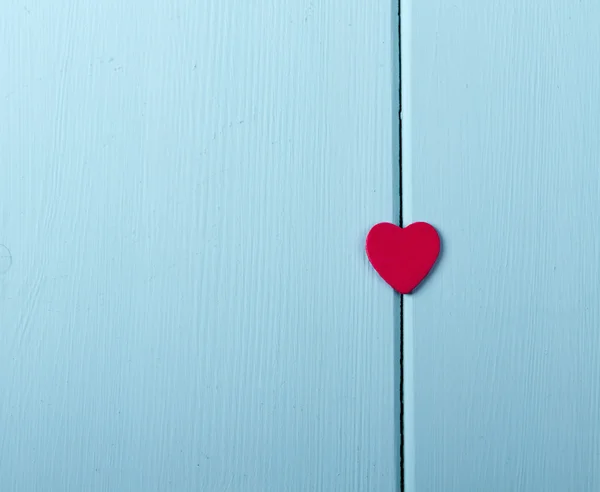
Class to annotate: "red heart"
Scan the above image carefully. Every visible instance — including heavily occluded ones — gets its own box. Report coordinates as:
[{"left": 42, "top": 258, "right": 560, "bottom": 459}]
[{"left": 365, "top": 222, "right": 440, "bottom": 294}]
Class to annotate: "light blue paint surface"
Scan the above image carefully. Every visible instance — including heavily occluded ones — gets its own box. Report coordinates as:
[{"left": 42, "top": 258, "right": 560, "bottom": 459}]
[
  {"left": 0, "top": 1, "right": 400, "bottom": 490},
  {"left": 403, "top": 1, "right": 600, "bottom": 490}
]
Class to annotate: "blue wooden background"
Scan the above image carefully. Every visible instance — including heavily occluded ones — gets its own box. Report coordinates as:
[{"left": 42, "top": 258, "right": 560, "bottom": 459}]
[
  {"left": 4, "top": 1, "right": 593, "bottom": 491},
  {"left": 403, "top": 1, "right": 600, "bottom": 490},
  {"left": 0, "top": 1, "right": 400, "bottom": 491}
]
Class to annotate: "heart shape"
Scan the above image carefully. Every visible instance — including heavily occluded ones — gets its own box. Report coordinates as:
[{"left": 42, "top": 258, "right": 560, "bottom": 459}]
[{"left": 365, "top": 222, "right": 440, "bottom": 294}]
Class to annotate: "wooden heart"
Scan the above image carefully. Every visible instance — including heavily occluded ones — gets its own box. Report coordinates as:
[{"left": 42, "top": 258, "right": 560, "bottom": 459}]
[{"left": 365, "top": 222, "right": 440, "bottom": 294}]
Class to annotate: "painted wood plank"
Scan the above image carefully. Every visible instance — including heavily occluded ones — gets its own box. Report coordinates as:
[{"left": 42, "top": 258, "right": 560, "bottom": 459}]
[
  {"left": 0, "top": 1, "right": 399, "bottom": 490},
  {"left": 403, "top": 1, "right": 600, "bottom": 490}
]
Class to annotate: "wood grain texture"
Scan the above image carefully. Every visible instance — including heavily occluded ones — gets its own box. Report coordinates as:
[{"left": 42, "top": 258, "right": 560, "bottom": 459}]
[
  {"left": 0, "top": 1, "right": 400, "bottom": 490},
  {"left": 402, "top": 1, "right": 600, "bottom": 490}
]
